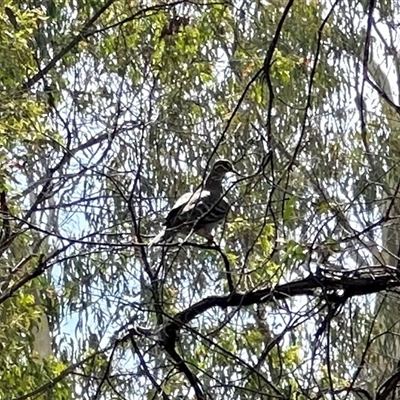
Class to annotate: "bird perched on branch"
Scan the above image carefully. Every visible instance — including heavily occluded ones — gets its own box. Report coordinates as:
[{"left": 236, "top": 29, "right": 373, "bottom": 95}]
[{"left": 148, "top": 159, "right": 237, "bottom": 247}]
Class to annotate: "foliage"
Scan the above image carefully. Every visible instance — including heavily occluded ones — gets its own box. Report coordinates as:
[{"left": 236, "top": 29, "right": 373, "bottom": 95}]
[{"left": 1, "top": 0, "right": 400, "bottom": 399}]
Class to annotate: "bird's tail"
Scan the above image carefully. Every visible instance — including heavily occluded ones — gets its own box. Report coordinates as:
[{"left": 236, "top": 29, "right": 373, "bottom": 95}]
[{"left": 148, "top": 229, "right": 173, "bottom": 248}]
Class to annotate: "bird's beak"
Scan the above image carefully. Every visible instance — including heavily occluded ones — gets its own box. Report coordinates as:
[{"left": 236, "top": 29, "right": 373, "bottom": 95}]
[{"left": 232, "top": 167, "right": 241, "bottom": 177}]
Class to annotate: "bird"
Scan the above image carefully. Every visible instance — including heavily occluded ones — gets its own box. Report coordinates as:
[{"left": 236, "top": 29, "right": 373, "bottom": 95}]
[{"left": 148, "top": 159, "right": 237, "bottom": 247}]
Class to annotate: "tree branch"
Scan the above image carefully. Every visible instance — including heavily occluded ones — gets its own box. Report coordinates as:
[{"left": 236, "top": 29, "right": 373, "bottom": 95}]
[
  {"left": 134, "top": 265, "right": 399, "bottom": 400},
  {"left": 162, "top": 265, "right": 399, "bottom": 348}
]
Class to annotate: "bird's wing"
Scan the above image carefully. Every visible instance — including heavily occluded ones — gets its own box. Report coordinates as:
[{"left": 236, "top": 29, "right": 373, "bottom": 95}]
[
  {"left": 192, "top": 192, "right": 230, "bottom": 227},
  {"left": 169, "top": 189, "right": 230, "bottom": 229},
  {"left": 164, "top": 191, "right": 195, "bottom": 227},
  {"left": 148, "top": 192, "right": 194, "bottom": 247},
  {"left": 150, "top": 190, "right": 230, "bottom": 246}
]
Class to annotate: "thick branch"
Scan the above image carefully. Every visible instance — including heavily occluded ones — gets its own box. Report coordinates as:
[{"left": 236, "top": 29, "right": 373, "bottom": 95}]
[
  {"left": 143, "top": 265, "right": 398, "bottom": 399},
  {"left": 163, "top": 265, "right": 399, "bottom": 344}
]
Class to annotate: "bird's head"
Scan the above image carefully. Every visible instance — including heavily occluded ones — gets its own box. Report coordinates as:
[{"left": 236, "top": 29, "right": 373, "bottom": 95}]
[
  {"left": 212, "top": 159, "right": 234, "bottom": 175},
  {"left": 207, "top": 159, "right": 240, "bottom": 184}
]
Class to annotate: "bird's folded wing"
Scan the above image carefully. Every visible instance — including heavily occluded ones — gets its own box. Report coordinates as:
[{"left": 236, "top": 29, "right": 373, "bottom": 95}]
[
  {"left": 169, "top": 189, "right": 230, "bottom": 229},
  {"left": 164, "top": 192, "right": 195, "bottom": 227}
]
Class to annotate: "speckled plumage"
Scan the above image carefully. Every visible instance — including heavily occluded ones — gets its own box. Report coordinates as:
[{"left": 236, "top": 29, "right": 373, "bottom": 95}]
[{"left": 148, "top": 160, "right": 234, "bottom": 247}]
